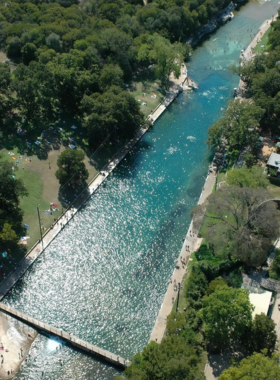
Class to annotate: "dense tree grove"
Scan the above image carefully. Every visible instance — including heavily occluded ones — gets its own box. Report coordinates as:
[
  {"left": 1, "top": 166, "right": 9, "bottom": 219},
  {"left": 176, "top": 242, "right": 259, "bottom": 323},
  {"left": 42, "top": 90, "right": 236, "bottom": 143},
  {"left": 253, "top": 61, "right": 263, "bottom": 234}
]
[
  {"left": 0, "top": 161, "right": 28, "bottom": 250},
  {"left": 236, "top": 15, "right": 280, "bottom": 135},
  {"left": 208, "top": 12, "right": 280, "bottom": 162},
  {"left": 0, "top": 0, "right": 233, "bottom": 147},
  {"left": 207, "top": 99, "right": 264, "bottom": 153}
]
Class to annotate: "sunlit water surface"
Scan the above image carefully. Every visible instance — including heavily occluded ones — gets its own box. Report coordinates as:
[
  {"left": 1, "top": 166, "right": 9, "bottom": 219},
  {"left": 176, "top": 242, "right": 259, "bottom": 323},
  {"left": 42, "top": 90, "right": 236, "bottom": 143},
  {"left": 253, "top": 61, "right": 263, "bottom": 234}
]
[{"left": 5, "top": 1, "right": 280, "bottom": 378}]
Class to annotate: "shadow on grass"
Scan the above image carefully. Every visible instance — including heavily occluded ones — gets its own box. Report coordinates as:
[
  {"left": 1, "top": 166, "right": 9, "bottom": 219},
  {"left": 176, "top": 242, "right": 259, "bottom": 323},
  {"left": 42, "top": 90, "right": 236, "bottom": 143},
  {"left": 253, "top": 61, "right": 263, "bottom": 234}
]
[
  {"left": 0, "top": 244, "right": 27, "bottom": 284},
  {"left": 1, "top": 112, "right": 86, "bottom": 160},
  {"left": 58, "top": 180, "right": 91, "bottom": 209}
]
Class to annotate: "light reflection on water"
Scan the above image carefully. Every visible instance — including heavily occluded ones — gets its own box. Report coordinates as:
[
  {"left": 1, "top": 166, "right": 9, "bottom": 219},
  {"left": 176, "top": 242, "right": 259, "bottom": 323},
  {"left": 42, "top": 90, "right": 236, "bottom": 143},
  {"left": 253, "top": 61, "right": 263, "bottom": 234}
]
[{"left": 4, "top": 1, "right": 280, "bottom": 378}]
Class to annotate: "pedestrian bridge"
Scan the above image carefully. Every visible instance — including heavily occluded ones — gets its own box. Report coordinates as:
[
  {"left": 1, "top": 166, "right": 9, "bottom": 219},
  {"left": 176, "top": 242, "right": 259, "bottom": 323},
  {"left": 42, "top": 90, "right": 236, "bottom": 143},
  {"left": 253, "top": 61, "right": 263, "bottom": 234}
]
[{"left": 0, "top": 303, "right": 128, "bottom": 369}]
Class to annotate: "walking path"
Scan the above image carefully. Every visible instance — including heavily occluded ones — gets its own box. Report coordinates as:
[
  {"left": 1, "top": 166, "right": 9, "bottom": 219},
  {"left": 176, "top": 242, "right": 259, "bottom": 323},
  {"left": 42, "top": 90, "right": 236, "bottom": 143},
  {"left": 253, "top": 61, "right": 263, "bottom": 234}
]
[
  {"left": 242, "top": 14, "right": 278, "bottom": 61},
  {"left": 149, "top": 169, "right": 216, "bottom": 343}
]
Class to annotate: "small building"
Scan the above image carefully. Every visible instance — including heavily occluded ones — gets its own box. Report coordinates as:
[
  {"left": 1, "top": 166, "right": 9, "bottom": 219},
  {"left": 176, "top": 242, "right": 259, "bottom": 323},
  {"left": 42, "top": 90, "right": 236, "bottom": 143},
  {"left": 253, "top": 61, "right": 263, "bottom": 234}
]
[
  {"left": 249, "top": 289, "right": 273, "bottom": 318},
  {"left": 267, "top": 152, "right": 280, "bottom": 174}
]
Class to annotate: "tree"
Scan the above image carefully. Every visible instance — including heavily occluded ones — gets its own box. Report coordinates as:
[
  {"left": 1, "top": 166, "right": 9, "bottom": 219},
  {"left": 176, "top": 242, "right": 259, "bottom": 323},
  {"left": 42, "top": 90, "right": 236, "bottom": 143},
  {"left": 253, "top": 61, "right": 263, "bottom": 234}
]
[
  {"left": 0, "top": 223, "right": 18, "bottom": 251},
  {"left": 12, "top": 62, "right": 58, "bottom": 123},
  {"left": 246, "top": 314, "right": 277, "bottom": 355},
  {"left": 21, "top": 42, "right": 37, "bottom": 65},
  {"left": 207, "top": 99, "right": 265, "bottom": 152},
  {"left": 206, "top": 278, "right": 227, "bottom": 295},
  {"left": 6, "top": 37, "right": 22, "bottom": 59},
  {"left": 0, "top": 63, "right": 13, "bottom": 129},
  {"left": 200, "top": 285, "right": 253, "bottom": 350},
  {"left": 185, "top": 263, "right": 208, "bottom": 310},
  {"left": 243, "top": 153, "right": 257, "bottom": 168},
  {"left": 270, "top": 248, "right": 280, "bottom": 280},
  {"left": 116, "top": 336, "right": 205, "bottom": 380},
  {"left": 46, "top": 33, "right": 63, "bottom": 52},
  {"left": 227, "top": 166, "right": 269, "bottom": 189},
  {"left": 56, "top": 148, "right": 89, "bottom": 185},
  {"left": 81, "top": 86, "right": 145, "bottom": 147},
  {"left": 0, "top": 161, "right": 28, "bottom": 234},
  {"left": 137, "top": 34, "right": 187, "bottom": 89},
  {"left": 195, "top": 186, "right": 280, "bottom": 266},
  {"left": 98, "top": 64, "right": 123, "bottom": 90},
  {"left": 218, "top": 352, "right": 280, "bottom": 380}
]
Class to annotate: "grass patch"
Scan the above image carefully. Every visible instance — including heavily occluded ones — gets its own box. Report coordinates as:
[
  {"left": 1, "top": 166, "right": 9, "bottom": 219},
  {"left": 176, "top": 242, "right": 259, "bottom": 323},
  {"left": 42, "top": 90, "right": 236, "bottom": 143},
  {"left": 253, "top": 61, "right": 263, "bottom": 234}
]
[
  {"left": 172, "top": 270, "right": 189, "bottom": 313},
  {"left": 254, "top": 27, "right": 271, "bottom": 54},
  {"left": 195, "top": 242, "right": 224, "bottom": 266},
  {"left": 268, "top": 182, "right": 280, "bottom": 199},
  {"left": 0, "top": 123, "right": 122, "bottom": 250},
  {"left": 217, "top": 171, "right": 227, "bottom": 185},
  {"left": 128, "top": 71, "right": 165, "bottom": 116}
]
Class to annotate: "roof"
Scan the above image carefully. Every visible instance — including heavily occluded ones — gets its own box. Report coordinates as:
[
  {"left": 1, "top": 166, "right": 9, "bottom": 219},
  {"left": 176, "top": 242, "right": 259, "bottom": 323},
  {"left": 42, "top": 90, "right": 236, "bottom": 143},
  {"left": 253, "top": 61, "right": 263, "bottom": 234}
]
[
  {"left": 267, "top": 152, "right": 280, "bottom": 171},
  {"left": 249, "top": 289, "right": 272, "bottom": 318}
]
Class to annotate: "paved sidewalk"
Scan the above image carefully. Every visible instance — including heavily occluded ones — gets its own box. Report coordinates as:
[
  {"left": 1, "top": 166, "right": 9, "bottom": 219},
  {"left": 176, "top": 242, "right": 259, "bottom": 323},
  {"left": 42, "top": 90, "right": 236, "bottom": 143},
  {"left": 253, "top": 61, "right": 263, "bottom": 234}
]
[
  {"left": 242, "top": 14, "right": 278, "bottom": 61},
  {"left": 149, "top": 64, "right": 189, "bottom": 123},
  {"left": 149, "top": 171, "right": 216, "bottom": 343}
]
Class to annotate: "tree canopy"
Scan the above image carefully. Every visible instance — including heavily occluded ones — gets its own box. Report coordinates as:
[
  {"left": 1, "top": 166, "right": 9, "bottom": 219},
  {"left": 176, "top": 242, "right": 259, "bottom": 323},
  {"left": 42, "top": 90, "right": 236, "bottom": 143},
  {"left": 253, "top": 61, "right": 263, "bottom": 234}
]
[
  {"left": 0, "top": 0, "right": 234, "bottom": 147},
  {"left": 0, "top": 161, "right": 27, "bottom": 234},
  {"left": 82, "top": 86, "right": 145, "bottom": 146},
  {"left": 55, "top": 148, "right": 89, "bottom": 185},
  {"left": 218, "top": 352, "right": 280, "bottom": 380},
  {"left": 200, "top": 285, "right": 253, "bottom": 350},
  {"left": 207, "top": 99, "right": 264, "bottom": 152},
  {"left": 234, "top": 14, "right": 280, "bottom": 135},
  {"left": 193, "top": 186, "right": 280, "bottom": 266},
  {"left": 116, "top": 336, "right": 205, "bottom": 380},
  {"left": 226, "top": 166, "right": 269, "bottom": 188},
  {"left": 246, "top": 313, "right": 277, "bottom": 355}
]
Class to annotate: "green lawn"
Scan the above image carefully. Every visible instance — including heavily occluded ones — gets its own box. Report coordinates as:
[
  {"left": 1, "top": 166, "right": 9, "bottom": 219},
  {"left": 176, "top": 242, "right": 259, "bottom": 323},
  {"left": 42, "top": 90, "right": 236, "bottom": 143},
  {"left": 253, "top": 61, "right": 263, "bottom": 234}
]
[
  {"left": 217, "top": 170, "right": 227, "bottom": 185},
  {"left": 254, "top": 27, "right": 271, "bottom": 54},
  {"left": 194, "top": 242, "right": 224, "bottom": 265},
  {"left": 268, "top": 181, "right": 280, "bottom": 199},
  {"left": 128, "top": 75, "right": 165, "bottom": 117},
  {"left": 172, "top": 265, "right": 189, "bottom": 313},
  {"left": 0, "top": 125, "right": 122, "bottom": 251}
]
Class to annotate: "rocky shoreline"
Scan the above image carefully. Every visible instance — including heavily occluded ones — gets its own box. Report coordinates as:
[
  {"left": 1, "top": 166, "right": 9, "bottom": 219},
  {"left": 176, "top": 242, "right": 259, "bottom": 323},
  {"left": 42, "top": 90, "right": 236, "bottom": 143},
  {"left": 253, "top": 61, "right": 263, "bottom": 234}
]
[{"left": 186, "top": 1, "right": 241, "bottom": 46}]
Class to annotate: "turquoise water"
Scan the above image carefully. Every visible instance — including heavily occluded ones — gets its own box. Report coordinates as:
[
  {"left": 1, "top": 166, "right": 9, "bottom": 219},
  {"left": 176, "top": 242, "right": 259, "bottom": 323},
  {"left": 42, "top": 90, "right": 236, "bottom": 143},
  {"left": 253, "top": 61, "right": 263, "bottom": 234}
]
[{"left": 5, "top": 1, "right": 280, "bottom": 378}]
